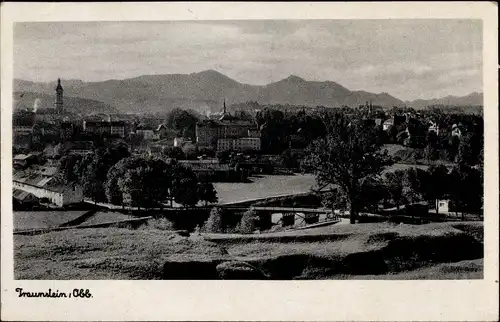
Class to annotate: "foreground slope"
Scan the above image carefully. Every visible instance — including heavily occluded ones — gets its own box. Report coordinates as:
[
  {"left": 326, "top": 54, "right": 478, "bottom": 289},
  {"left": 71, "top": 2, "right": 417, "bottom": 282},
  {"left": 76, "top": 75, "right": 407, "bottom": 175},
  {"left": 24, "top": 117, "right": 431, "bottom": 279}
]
[{"left": 14, "top": 221, "right": 483, "bottom": 280}]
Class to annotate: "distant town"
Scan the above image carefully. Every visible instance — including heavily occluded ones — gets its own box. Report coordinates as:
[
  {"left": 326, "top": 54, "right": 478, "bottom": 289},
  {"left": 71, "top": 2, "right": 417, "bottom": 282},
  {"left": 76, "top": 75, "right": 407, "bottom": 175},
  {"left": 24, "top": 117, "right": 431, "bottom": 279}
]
[{"left": 13, "top": 75, "right": 484, "bottom": 280}]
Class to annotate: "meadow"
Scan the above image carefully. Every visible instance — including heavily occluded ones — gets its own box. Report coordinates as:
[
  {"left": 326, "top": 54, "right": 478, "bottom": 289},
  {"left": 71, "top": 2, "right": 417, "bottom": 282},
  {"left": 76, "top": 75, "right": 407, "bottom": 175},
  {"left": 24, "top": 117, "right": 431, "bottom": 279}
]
[{"left": 14, "top": 221, "right": 483, "bottom": 280}]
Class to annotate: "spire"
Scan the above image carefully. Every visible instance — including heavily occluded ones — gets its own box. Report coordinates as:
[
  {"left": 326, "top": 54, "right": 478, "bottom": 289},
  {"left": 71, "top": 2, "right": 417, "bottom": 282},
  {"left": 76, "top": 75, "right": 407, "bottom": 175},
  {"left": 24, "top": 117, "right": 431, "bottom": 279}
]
[
  {"left": 56, "top": 78, "right": 63, "bottom": 91},
  {"left": 223, "top": 98, "right": 226, "bottom": 114}
]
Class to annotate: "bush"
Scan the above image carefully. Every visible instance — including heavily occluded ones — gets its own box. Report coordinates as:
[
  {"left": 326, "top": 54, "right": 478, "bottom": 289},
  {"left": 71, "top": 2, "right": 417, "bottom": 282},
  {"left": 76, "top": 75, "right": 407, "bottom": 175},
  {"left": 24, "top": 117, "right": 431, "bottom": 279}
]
[
  {"left": 145, "top": 217, "right": 175, "bottom": 231},
  {"left": 203, "top": 207, "right": 224, "bottom": 233},
  {"left": 238, "top": 210, "right": 256, "bottom": 234}
]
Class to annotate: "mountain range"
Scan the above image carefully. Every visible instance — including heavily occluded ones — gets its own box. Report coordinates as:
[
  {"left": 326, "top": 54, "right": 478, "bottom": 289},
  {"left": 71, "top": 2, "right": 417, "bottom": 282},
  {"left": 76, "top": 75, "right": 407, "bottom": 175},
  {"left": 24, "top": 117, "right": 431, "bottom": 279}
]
[{"left": 13, "top": 70, "right": 483, "bottom": 115}]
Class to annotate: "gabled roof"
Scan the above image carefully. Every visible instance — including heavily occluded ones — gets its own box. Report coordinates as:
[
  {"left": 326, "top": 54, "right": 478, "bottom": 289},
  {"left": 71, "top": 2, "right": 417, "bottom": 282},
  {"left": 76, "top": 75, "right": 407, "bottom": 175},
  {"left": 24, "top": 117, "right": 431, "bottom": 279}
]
[
  {"left": 13, "top": 189, "right": 39, "bottom": 202},
  {"left": 13, "top": 154, "right": 31, "bottom": 161}
]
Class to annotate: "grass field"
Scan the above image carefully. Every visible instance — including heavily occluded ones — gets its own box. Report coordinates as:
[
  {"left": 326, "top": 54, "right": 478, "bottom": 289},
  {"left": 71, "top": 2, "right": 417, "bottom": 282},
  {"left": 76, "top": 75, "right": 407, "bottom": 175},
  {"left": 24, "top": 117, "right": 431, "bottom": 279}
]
[
  {"left": 14, "top": 211, "right": 89, "bottom": 230},
  {"left": 14, "top": 221, "right": 483, "bottom": 280},
  {"left": 214, "top": 174, "right": 317, "bottom": 204},
  {"left": 14, "top": 227, "right": 226, "bottom": 279},
  {"left": 79, "top": 211, "right": 133, "bottom": 226}
]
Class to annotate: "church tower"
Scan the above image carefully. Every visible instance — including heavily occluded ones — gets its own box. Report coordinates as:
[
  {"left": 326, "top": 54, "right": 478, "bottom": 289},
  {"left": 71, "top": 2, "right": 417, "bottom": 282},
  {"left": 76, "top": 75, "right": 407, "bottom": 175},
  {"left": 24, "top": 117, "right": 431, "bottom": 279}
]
[{"left": 55, "top": 78, "right": 63, "bottom": 113}]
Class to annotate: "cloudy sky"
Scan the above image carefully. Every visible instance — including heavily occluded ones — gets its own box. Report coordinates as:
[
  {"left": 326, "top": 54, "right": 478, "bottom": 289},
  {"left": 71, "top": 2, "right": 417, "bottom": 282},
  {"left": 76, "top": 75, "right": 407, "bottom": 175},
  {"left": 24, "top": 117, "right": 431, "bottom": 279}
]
[{"left": 14, "top": 20, "right": 482, "bottom": 100}]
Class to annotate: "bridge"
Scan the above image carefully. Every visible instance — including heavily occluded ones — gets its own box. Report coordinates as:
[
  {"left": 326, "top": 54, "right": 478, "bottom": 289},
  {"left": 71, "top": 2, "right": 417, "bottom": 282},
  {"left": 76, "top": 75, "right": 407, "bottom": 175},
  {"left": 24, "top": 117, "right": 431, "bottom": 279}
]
[{"left": 83, "top": 199, "right": 339, "bottom": 228}]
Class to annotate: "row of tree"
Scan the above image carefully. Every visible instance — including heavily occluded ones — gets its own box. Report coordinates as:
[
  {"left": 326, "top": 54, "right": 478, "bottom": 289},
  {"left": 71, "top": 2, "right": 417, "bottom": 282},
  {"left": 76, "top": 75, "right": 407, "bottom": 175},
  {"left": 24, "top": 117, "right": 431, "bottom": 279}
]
[
  {"left": 300, "top": 110, "right": 483, "bottom": 224},
  {"left": 233, "top": 103, "right": 483, "bottom": 165},
  {"left": 57, "top": 140, "right": 218, "bottom": 208}
]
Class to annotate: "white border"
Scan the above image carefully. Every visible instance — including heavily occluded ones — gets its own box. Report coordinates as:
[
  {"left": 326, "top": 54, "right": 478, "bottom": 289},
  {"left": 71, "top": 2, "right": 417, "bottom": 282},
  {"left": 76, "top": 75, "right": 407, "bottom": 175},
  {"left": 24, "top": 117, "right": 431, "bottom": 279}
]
[{"left": 1, "top": 2, "right": 498, "bottom": 321}]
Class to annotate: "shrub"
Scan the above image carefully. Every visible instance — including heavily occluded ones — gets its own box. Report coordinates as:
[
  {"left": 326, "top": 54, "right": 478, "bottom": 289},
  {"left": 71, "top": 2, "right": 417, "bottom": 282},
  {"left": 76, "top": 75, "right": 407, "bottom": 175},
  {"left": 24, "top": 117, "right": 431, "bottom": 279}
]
[
  {"left": 203, "top": 207, "right": 224, "bottom": 233},
  {"left": 143, "top": 217, "right": 175, "bottom": 231},
  {"left": 238, "top": 210, "right": 256, "bottom": 234}
]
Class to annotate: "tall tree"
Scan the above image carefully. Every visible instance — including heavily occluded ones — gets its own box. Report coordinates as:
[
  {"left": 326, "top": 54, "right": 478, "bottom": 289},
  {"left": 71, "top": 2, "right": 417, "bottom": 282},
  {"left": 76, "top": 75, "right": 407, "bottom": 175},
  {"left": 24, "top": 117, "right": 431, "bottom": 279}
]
[
  {"left": 81, "top": 141, "right": 130, "bottom": 202},
  {"left": 426, "top": 165, "right": 450, "bottom": 213},
  {"left": 198, "top": 182, "right": 218, "bottom": 206},
  {"left": 165, "top": 108, "right": 199, "bottom": 140},
  {"left": 171, "top": 165, "right": 199, "bottom": 207},
  {"left": 301, "top": 112, "right": 392, "bottom": 224},
  {"left": 449, "top": 164, "right": 482, "bottom": 218},
  {"left": 114, "top": 157, "right": 173, "bottom": 208},
  {"left": 384, "top": 169, "right": 406, "bottom": 210}
]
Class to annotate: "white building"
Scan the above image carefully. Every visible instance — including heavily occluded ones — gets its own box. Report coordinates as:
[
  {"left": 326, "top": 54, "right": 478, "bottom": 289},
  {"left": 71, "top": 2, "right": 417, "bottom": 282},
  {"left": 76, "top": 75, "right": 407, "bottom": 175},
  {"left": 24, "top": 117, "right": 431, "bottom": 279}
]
[
  {"left": 12, "top": 170, "right": 84, "bottom": 207},
  {"left": 451, "top": 124, "right": 462, "bottom": 138},
  {"left": 436, "top": 199, "right": 450, "bottom": 213}
]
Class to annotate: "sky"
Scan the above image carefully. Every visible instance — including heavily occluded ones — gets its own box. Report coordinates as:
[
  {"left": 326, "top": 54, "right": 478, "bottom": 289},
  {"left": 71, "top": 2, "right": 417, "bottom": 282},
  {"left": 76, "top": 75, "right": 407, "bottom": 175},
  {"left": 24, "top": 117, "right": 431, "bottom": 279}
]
[{"left": 14, "top": 20, "right": 482, "bottom": 101}]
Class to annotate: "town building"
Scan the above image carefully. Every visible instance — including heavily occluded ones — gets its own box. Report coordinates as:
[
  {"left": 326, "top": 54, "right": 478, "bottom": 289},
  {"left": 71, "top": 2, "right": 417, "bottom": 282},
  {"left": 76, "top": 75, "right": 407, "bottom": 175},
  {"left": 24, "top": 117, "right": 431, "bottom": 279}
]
[
  {"left": 135, "top": 124, "right": 156, "bottom": 140},
  {"left": 13, "top": 168, "right": 84, "bottom": 207},
  {"left": 217, "top": 137, "right": 261, "bottom": 151},
  {"left": 83, "top": 120, "right": 126, "bottom": 138},
  {"left": 177, "top": 159, "right": 243, "bottom": 181},
  {"left": 196, "top": 99, "right": 260, "bottom": 150}
]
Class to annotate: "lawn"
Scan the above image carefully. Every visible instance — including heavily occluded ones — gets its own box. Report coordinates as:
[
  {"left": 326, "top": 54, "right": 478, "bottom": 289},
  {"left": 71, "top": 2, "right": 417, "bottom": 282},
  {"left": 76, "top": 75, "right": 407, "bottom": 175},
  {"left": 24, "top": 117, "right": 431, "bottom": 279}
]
[
  {"left": 14, "top": 221, "right": 483, "bottom": 280},
  {"left": 14, "top": 211, "right": 89, "bottom": 230},
  {"left": 14, "top": 227, "right": 226, "bottom": 280}
]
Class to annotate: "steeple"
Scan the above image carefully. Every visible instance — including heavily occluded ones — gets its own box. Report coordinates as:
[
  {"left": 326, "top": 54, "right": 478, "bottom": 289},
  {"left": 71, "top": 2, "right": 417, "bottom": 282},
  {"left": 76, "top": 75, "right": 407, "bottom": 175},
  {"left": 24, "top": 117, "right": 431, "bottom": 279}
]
[
  {"left": 55, "top": 78, "right": 64, "bottom": 113},
  {"left": 56, "top": 78, "right": 63, "bottom": 90},
  {"left": 223, "top": 98, "right": 227, "bottom": 114}
]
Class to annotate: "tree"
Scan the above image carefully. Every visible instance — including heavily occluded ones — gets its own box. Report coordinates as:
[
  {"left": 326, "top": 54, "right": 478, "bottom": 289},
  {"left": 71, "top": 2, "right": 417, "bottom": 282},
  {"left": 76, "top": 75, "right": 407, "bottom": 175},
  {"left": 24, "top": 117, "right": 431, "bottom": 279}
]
[
  {"left": 402, "top": 168, "right": 423, "bottom": 204},
  {"left": 81, "top": 141, "right": 130, "bottom": 202},
  {"left": 301, "top": 112, "right": 393, "bottom": 224},
  {"left": 238, "top": 210, "right": 256, "bottom": 234},
  {"left": 320, "top": 188, "right": 348, "bottom": 217},
  {"left": 426, "top": 165, "right": 450, "bottom": 213},
  {"left": 111, "top": 157, "right": 173, "bottom": 208},
  {"left": 457, "top": 133, "right": 481, "bottom": 166},
  {"left": 424, "top": 130, "right": 439, "bottom": 164},
  {"left": 446, "top": 135, "right": 460, "bottom": 162},
  {"left": 279, "top": 149, "right": 300, "bottom": 169},
  {"left": 256, "top": 108, "right": 287, "bottom": 152},
  {"left": 424, "top": 144, "right": 439, "bottom": 164},
  {"left": 216, "top": 150, "right": 231, "bottom": 163},
  {"left": 171, "top": 165, "right": 199, "bottom": 207},
  {"left": 198, "top": 182, "right": 218, "bottom": 205},
  {"left": 203, "top": 207, "right": 224, "bottom": 233},
  {"left": 384, "top": 170, "right": 406, "bottom": 210},
  {"left": 181, "top": 143, "right": 197, "bottom": 160},
  {"left": 165, "top": 108, "right": 199, "bottom": 140},
  {"left": 57, "top": 154, "right": 83, "bottom": 183},
  {"left": 449, "top": 164, "right": 482, "bottom": 219}
]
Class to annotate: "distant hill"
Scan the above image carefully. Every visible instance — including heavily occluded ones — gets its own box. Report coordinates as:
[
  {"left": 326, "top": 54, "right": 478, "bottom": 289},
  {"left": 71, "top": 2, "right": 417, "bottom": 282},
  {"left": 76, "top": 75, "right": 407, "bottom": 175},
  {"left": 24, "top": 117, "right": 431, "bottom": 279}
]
[
  {"left": 13, "top": 91, "right": 118, "bottom": 115},
  {"left": 13, "top": 70, "right": 405, "bottom": 114},
  {"left": 13, "top": 70, "right": 482, "bottom": 114},
  {"left": 407, "top": 92, "right": 483, "bottom": 109}
]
